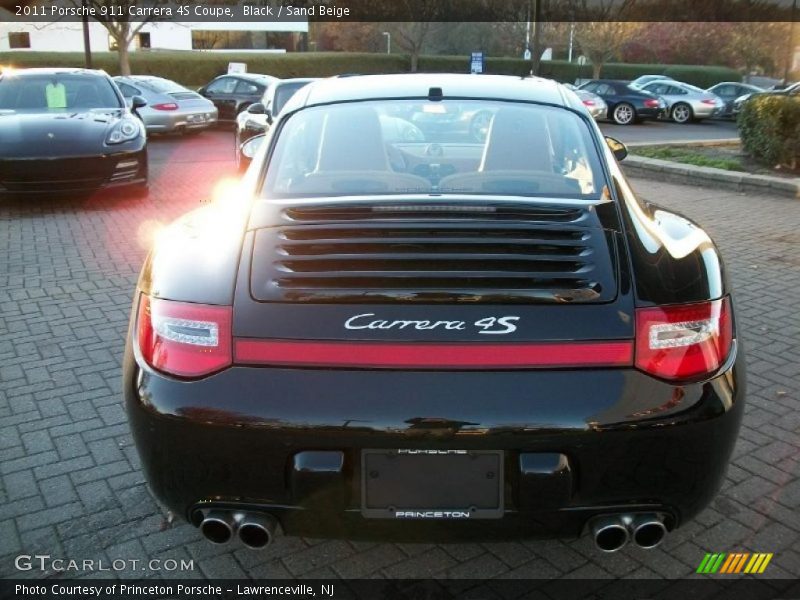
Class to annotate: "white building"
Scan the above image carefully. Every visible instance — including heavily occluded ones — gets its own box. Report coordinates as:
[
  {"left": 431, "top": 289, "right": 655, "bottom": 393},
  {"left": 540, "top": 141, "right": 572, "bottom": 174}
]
[{"left": 0, "top": 16, "right": 308, "bottom": 53}]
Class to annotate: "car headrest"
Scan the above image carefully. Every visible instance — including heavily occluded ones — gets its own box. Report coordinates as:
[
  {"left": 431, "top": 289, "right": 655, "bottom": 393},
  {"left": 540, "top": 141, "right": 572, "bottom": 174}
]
[
  {"left": 480, "top": 107, "right": 553, "bottom": 173},
  {"left": 316, "top": 106, "right": 389, "bottom": 172}
]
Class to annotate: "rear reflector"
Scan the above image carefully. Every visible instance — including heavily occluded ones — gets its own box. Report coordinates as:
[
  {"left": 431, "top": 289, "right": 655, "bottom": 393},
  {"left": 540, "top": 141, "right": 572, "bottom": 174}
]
[
  {"left": 635, "top": 298, "right": 732, "bottom": 381},
  {"left": 136, "top": 295, "right": 232, "bottom": 378},
  {"left": 234, "top": 339, "right": 633, "bottom": 370}
]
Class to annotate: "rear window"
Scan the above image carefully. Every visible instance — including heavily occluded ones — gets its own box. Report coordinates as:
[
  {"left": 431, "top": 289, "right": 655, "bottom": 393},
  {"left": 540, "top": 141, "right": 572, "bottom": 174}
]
[
  {"left": 137, "top": 77, "right": 186, "bottom": 94},
  {"left": 0, "top": 73, "right": 122, "bottom": 111},
  {"left": 262, "top": 100, "right": 603, "bottom": 199}
]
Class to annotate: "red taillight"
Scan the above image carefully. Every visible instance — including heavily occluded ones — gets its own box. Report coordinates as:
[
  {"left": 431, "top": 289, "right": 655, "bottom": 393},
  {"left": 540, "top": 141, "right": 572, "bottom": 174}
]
[
  {"left": 644, "top": 99, "right": 660, "bottom": 108},
  {"left": 234, "top": 339, "right": 633, "bottom": 369},
  {"left": 635, "top": 298, "right": 732, "bottom": 381},
  {"left": 136, "top": 295, "right": 232, "bottom": 378},
  {"left": 701, "top": 99, "right": 717, "bottom": 105},
  {"left": 152, "top": 102, "right": 178, "bottom": 111},
  {"left": 582, "top": 99, "right": 596, "bottom": 106}
]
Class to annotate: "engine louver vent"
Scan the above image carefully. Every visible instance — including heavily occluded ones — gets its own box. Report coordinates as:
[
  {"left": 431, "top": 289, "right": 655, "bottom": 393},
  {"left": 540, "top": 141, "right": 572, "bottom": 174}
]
[{"left": 251, "top": 203, "right": 617, "bottom": 304}]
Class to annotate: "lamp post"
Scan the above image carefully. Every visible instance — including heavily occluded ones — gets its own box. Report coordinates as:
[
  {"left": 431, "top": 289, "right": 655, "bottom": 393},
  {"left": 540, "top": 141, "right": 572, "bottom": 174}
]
[{"left": 382, "top": 31, "right": 391, "bottom": 54}]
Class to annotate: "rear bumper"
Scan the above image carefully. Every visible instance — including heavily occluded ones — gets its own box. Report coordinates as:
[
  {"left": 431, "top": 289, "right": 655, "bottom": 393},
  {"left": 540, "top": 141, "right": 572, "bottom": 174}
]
[
  {"left": 0, "top": 147, "right": 148, "bottom": 194},
  {"left": 124, "top": 341, "right": 745, "bottom": 541},
  {"left": 142, "top": 108, "right": 218, "bottom": 133}
]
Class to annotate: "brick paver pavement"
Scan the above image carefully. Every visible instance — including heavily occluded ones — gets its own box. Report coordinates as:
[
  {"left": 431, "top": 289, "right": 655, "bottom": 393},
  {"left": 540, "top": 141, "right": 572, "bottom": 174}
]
[{"left": 1, "top": 131, "right": 798, "bottom": 580}]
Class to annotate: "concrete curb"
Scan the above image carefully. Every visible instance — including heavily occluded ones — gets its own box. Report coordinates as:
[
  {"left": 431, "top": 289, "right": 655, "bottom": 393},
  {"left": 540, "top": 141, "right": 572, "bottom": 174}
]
[
  {"left": 624, "top": 138, "right": 741, "bottom": 148},
  {"left": 622, "top": 155, "right": 800, "bottom": 199}
]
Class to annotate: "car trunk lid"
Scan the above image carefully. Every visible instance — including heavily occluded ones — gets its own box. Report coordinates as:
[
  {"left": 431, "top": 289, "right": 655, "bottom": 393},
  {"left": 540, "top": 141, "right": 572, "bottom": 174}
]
[{"left": 234, "top": 197, "right": 634, "bottom": 347}]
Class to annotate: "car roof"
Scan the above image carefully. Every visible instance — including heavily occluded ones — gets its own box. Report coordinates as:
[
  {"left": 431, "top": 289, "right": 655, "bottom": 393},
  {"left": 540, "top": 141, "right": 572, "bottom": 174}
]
[
  {"left": 275, "top": 77, "right": 318, "bottom": 86},
  {"left": 2, "top": 67, "right": 109, "bottom": 78},
  {"left": 291, "top": 74, "right": 572, "bottom": 109},
  {"left": 223, "top": 72, "right": 276, "bottom": 82},
  {"left": 586, "top": 79, "right": 630, "bottom": 85}
]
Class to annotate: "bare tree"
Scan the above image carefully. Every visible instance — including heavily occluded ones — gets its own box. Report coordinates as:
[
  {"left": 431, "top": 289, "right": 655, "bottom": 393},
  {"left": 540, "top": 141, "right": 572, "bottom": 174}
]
[
  {"left": 575, "top": 21, "right": 641, "bottom": 78},
  {"left": 391, "top": 22, "right": 437, "bottom": 72},
  {"left": 64, "top": 0, "right": 174, "bottom": 75}
]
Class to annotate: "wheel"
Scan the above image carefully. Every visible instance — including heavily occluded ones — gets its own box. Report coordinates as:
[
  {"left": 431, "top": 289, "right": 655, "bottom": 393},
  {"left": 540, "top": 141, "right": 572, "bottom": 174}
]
[
  {"left": 671, "top": 102, "right": 693, "bottom": 124},
  {"left": 469, "top": 111, "right": 492, "bottom": 142},
  {"left": 612, "top": 103, "right": 635, "bottom": 125}
]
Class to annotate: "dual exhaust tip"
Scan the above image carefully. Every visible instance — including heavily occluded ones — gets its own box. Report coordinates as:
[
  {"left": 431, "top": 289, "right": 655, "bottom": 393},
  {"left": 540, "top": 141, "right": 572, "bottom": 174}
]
[
  {"left": 201, "top": 509, "right": 664, "bottom": 552},
  {"left": 591, "top": 513, "right": 667, "bottom": 552},
  {"left": 200, "top": 511, "right": 278, "bottom": 549}
]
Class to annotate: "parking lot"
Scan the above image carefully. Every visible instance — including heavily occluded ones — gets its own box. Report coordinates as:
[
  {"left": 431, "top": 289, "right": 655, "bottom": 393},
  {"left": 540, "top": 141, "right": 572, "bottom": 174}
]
[
  {"left": 599, "top": 117, "right": 739, "bottom": 144},
  {"left": 0, "top": 128, "right": 798, "bottom": 581}
]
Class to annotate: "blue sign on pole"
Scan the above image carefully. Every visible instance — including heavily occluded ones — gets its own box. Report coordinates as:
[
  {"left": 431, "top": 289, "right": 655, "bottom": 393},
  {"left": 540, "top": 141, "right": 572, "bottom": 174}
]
[{"left": 470, "top": 52, "right": 485, "bottom": 74}]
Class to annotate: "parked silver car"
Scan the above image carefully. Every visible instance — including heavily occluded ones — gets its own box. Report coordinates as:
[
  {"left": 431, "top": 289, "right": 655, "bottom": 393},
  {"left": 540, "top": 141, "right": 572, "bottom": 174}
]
[
  {"left": 563, "top": 83, "right": 608, "bottom": 120},
  {"left": 629, "top": 74, "right": 675, "bottom": 90},
  {"left": 640, "top": 80, "right": 724, "bottom": 123},
  {"left": 114, "top": 75, "right": 218, "bottom": 134}
]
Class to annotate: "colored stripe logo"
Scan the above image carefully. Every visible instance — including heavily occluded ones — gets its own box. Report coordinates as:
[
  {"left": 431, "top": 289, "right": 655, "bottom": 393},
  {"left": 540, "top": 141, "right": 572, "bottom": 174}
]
[{"left": 697, "top": 553, "right": 773, "bottom": 574}]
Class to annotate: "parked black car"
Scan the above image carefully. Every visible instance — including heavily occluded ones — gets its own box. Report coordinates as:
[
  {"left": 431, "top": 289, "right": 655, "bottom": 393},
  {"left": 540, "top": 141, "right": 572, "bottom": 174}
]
[
  {"left": 579, "top": 79, "right": 665, "bottom": 125},
  {"left": 235, "top": 78, "right": 317, "bottom": 170},
  {"left": 706, "top": 82, "right": 764, "bottom": 118},
  {"left": 125, "top": 74, "right": 744, "bottom": 552},
  {"left": 0, "top": 68, "right": 148, "bottom": 195},
  {"left": 198, "top": 72, "right": 277, "bottom": 124}
]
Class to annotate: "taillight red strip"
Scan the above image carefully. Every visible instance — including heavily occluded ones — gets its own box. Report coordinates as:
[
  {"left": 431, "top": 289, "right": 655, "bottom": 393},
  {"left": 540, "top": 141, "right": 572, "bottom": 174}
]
[{"left": 233, "top": 339, "right": 633, "bottom": 369}]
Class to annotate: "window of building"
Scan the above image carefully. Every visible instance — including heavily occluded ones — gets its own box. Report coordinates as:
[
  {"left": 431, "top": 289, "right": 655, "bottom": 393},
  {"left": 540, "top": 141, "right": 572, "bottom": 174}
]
[
  {"left": 191, "top": 30, "right": 299, "bottom": 51},
  {"left": 8, "top": 32, "right": 31, "bottom": 49}
]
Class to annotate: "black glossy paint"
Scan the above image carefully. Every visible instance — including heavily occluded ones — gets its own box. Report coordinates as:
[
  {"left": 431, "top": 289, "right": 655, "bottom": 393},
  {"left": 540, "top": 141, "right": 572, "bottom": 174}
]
[
  {"left": 125, "top": 74, "right": 744, "bottom": 543},
  {"left": 0, "top": 69, "right": 148, "bottom": 194},
  {"left": 579, "top": 79, "right": 664, "bottom": 122},
  {"left": 198, "top": 73, "right": 277, "bottom": 123}
]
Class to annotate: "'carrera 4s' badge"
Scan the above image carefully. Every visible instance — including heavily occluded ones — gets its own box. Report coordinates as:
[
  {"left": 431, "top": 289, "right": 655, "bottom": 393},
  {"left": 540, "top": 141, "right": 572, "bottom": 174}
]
[{"left": 344, "top": 313, "right": 520, "bottom": 335}]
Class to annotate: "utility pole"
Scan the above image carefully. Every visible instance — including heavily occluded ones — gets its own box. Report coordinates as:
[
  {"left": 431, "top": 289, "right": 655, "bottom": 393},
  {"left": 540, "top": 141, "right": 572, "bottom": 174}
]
[
  {"left": 785, "top": 0, "right": 797, "bottom": 83},
  {"left": 568, "top": 22, "right": 575, "bottom": 63},
  {"left": 530, "top": 0, "right": 544, "bottom": 76},
  {"left": 382, "top": 31, "right": 391, "bottom": 54},
  {"left": 81, "top": 0, "right": 92, "bottom": 68}
]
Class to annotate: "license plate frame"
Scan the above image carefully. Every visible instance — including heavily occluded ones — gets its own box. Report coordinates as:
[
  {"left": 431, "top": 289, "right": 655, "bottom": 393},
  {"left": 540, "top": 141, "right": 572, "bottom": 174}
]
[{"left": 361, "top": 449, "right": 504, "bottom": 520}]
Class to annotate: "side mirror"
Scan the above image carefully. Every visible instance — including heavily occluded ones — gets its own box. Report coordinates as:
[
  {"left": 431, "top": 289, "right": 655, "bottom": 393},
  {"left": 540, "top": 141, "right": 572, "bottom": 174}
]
[
  {"left": 605, "top": 136, "right": 628, "bottom": 162},
  {"left": 247, "top": 102, "right": 265, "bottom": 114},
  {"left": 239, "top": 134, "right": 266, "bottom": 171},
  {"left": 131, "top": 95, "right": 147, "bottom": 109}
]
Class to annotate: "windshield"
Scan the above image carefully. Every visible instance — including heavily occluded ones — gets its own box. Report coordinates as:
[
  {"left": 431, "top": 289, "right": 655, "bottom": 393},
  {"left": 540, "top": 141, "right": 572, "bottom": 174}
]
[
  {"left": 262, "top": 100, "right": 603, "bottom": 199},
  {"left": 0, "top": 73, "right": 122, "bottom": 111}
]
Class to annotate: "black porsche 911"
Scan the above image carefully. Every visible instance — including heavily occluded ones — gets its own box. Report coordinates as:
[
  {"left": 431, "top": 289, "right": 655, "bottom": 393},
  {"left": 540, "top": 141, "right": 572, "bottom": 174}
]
[
  {"left": 0, "top": 68, "right": 148, "bottom": 195},
  {"left": 124, "top": 74, "right": 744, "bottom": 553}
]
